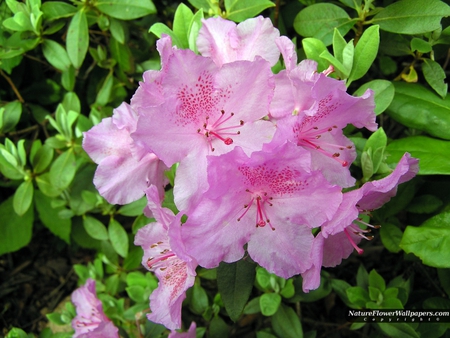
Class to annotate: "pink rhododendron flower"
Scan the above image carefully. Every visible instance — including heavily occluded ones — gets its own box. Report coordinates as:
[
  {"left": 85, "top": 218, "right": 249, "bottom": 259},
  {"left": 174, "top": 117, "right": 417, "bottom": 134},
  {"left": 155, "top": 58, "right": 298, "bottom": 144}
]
[
  {"left": 197, "top": 16, "right": 280, "bottom": 66},
  {"left": 131, "top": 45, "right": 275, "bottom": 168},
  {"left": 71, "top": 278, "right": 119, "bottom": 338},
  {"left": 135, "top": 186, "right": 197, "bottom": 330},
  {"left": 301, "top": 153, "right": 419, "bottom": 292},
  {"left": 169, "top": 322, "right": 197, "bottom": 338},
  {"left": 83, "top": 102, "right": 168, "bottom": 205},
  {"left": 173, "top": 142, "right": 343, "bottom": 279},
  {"left": 270, "top": 38, "right": 377, "bottom": 187}
]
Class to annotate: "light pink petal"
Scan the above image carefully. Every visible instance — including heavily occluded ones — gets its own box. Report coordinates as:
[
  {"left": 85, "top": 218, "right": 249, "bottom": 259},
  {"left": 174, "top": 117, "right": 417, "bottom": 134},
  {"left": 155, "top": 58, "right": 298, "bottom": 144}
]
[
  {"left": 301, "top": 233, "right": 325, "bottom": 292},
  {"left": 248, "top": 222, "right": 314, "bottom": 279},
  {"left": 358, "top": 153, "right": 419, "bottom": 210},
  {"left": 83, "top": 118, "right": 130, "bottom": 164},
  {"left": 275, "top": 36, "right": 297, "bottom": 72},
  {"left": 169, "top": 322, "right": 197, "bottom": 338},
  {"left": 93, "top": 153, "right": 166, "bottom": 205}
]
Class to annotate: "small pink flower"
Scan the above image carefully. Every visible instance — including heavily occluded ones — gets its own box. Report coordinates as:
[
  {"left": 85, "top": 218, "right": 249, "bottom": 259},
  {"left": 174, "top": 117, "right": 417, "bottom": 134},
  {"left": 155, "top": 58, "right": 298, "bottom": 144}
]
[
  {"left": 71, "top": 278, "right": 119, "bottom": 338},
  {"left": 135, "top": 186, "right": 197, "bottom": 330}
]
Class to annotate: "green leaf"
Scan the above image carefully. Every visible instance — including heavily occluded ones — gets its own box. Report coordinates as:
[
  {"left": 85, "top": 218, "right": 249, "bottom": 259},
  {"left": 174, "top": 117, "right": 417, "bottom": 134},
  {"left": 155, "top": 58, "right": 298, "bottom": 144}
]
[
  {"left": 62, "top": 66, "right": 75, "bottom": 91},
  {"left": 243, "top": 297, "right": 261, "bottom": 314},
  {"left": 225, "top": 0, "right": 275, "bottom": 23},
  {"left": 422, "top": 59, "right": 447, "bottom": 99},
  {"left": 354, "top": 79, "right": 395, "bottom": 115},
  {"left": 386, "top": 82, "right": 450, "bottom": 140},
  {"left": 1, "top": 101, "right": 22, "bottom": 133},
  {"left": 95, "top": 72, "right": 114, "bottom": 106},
  {"left": 376, "top": 323, "right": 420, "bottom": 338},
  {"left": 149, "top": 23, "right": 184, "bottom": 48},
  {"left": 108, "top": 219, "right": 128, "bottom": 258},
  {"left": 356, "top": 264, "right": 369, "bottom": 289},
  {"left": 348, "top": 25, "right": 380, "bottom": 85},
  {"left": 363, "top": 127, "right": 387, "bottom": 176},
  {"left": 36, "top": 173, "right": 63, "bottom": 197},
  {"left": 319, "top": 50, "right": 350, "bottom": 78},
  {"left": 126, "top": 285, "right": 146, "bottom": 303},
  {"left": 13, "top": 180, "right": 34, "bottom": 216},
  {"left": 117, "top": 196, "right": 147, "bottom": 216},
  {"left": 49, "top": 149, "right": 76, "bottom": 190},
  {"left": 380, "top": 222, "right": 403, "bottom": 253},
  {"left": 411, "top": 37, "right": 432, "bottom": 53},
  {"left": 209, "top": 316, "right": 229, "bottom": 338},
  {"left": 42, "top": 39, "right": 71, "bottom": 71},
  {"left": 346, "top": 286, "right": 370, "bottom": 308},
  {"left": 271, "top": 304, "right": 303, "bottom": 338},
  {"left": 109, "top": 18, "right": 125, "bottom": 44},
  {"left": 217, "top": 260, "right": 256, "bottom": 321},
  {"left": 109, "top": 37, "right": 132, "bottom": 73},
  {"left": 386, "top": 136, "right": 450, "bottom": 175},
  {"left": 188, "top": 9, "right": 204, "bottom": 53},
  {"left": 406, "top": 194, "right": 443, "bottom": 214},
  {"left": 41, "top": 1, "right": 77, "bottom": 21},
  {"left": 0, "top": 196, "right": 34, "bottom": 255},
  {"left": 66, "top": 10, "right": 88, "bottom": 69},
  {"left": 32, "top": 144, "right": 53, "bottom": 174},
  {"left": 332, "top": 28, "right": 347, "bottom": 63},
  {"left": 173, "top": 3, "right": 193, "bottom": 49},
  {"left": 400, "top": 210, "right": 450, "bottom": 268},
  {"left": 83, "top": 216, "right": 109, "bottom": 241},
  {"left": 372, "top": 0, "right": 450, "bottom": 35},
  {"left": 294, "top": 3, "right": 356, "bottom": 46},
  {"left": 369, "top": 269, "right": 386, "bottom": 292},
  {"left": 260, "top": 293, "right": 281, "bottom": 316},
  {"left": 189, "top": 282, "right": 209, "bottom": 314},
  {"left": 34, "top": 190, "right": 71, "bottom": 243},
  {"left": 95, "top": 0, "right": 156, "bottom": 20},
  {"left": 302, "top": 38, "right": 330, "bottom": 72}
]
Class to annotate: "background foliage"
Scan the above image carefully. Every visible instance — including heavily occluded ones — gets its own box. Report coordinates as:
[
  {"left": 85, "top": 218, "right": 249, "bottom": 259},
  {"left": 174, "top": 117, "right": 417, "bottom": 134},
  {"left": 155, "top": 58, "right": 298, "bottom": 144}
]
[{"left": 1, "top": 0, "right": 450, "bottom": 337}]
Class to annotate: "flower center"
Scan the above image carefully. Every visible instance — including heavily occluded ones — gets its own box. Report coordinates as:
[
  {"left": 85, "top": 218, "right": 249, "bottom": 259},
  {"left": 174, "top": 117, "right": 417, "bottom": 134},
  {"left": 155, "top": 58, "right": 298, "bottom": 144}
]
[
  {"left": 147, "top": 241, "right": 176, "bottom": 270},
  {"left": 294, "top": 122, "right": 352, "bottom": 167},
  {"left": 237, "top": 190, "right": 275, "bottom": 230},
  {"left": 198, "top": 110, "right": 244, "bottom": 151}
]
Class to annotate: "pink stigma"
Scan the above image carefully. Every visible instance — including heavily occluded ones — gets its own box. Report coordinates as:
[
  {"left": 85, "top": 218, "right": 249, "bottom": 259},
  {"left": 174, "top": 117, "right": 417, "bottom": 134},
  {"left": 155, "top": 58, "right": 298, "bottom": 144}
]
[
  {"left": 200, "top": 110, "right": 243, "bottom": 150},
  {"left": 344, "top": 228, "right": 364, "bottom": 255}
]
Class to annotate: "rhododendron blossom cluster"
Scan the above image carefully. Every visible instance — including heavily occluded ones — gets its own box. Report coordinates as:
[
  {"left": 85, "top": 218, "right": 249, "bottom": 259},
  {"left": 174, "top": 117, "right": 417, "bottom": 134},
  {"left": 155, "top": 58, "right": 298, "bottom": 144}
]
[{"left": 82, "top": 16, "right": 419, "bottom": 331}]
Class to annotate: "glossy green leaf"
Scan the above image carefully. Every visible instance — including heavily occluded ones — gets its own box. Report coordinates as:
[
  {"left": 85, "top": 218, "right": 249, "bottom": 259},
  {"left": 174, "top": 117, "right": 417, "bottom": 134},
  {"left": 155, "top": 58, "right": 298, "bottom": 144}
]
[
  {"left": 173, "top": 3, "right": 193, "bottom": 49},
  {"left": 42, "top": 39, "right": 71, "bottom": 71},
  {"left": 411, "top": 37, "right": 432, "bottom": 53},
  {"left": 66, "top": 10, "right": 88, "bottom": 69},
  {"left": 354, "top": 79, "right": 395, "bottom": 115},
  {"left": 380, "top": 222, "right": 403, "bottom": 253},
  {"left": 260, "top": 293, "right": 281, "bottom": 316},
  {"left": 271, "top": 304, "right": 303, "bottom": 338},
  {"left": 422, "top": 59, "right": 447, "bottom": 99},
  {"left": 386, "top": 82, "right": 450, "bottom": 140},
  {"left": 13, "top": 180, "right": 34, "bottom": 216},
  {"left": 372, "top": 0, "right": 450, "bottom": 35},
  {"left": 386, "top": 136, "right": 450, "bottom": 175},
  {"left": 109, "top": 37, "right": 132, "bottom": 73},
  {"left": 369, "top": 269, "right": 386, "bottom": 291},
  {"left": 294, "top": 3, "right": 356, "bottom": 46},
  {"left": 225, "top": 0, "right": 275, "bottom": 22},
  {"left": 406, "top": 194, "right": 443, "bottom": 214},
  {"left": 217, "top": 260, "right": 256, "bottom": 321},
  {"left": 348, "top": 25, "right": 380, "bottom": 84},
  {"left": 188, "top": 9, "right": 204, "bottom": 53},
  {"left": 209, "top": 316, "right": 229, "bottom": 338},
  {"left": 363, "top": 127, "right": 387, "bottom": 177},
  {"left": 95, "top": 72, "right": 113, "bottom": 106},
  {"left": 149, "top": 23, "right": 184, "bottom": 48},
  {"left": 41, "top": 1, "right": 77, "bottom": 21},
  {"left": 346, "top": 286, "right": 370, "bottom": 308},
  {"left": 83, "top": 216, "right": 109, "bottom": 241},
  {"left": 117, "top": 196, "right": 147, "bottom": 216},
  {"left": 376, "top": 323, "right": 420, "bottom": 338},
  {"left": 49, "top": 149, "right": 76, "bottom": 189},
  {"left": 0, "top": 196, "right": 34, "bottom": 255},
  {"left": 95, "top": 0, "right": 156, "bottom": 20},
  {"left": 109, "top": 219, "right": 128, "bottom": 258},
  {"left": 400, "top": 210, "right": 450, "bottom": 268},
  {"left": 34, "top": 190, "right": 71, "bottom": 243},
  {"left": 302, "top": 38, "right": 330, "bottom": 72},
  {"left": 1, "top": 101, "right": 22, "bottom": 133},
  {"left": 189, "top": 282, "right": 209, "bottom": 315},
  {"left": 109, "top": 18, "right": 125, "bottom": 44},
  {"left": 35, "top": 173, "right": 64, "bottom": 197}
]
